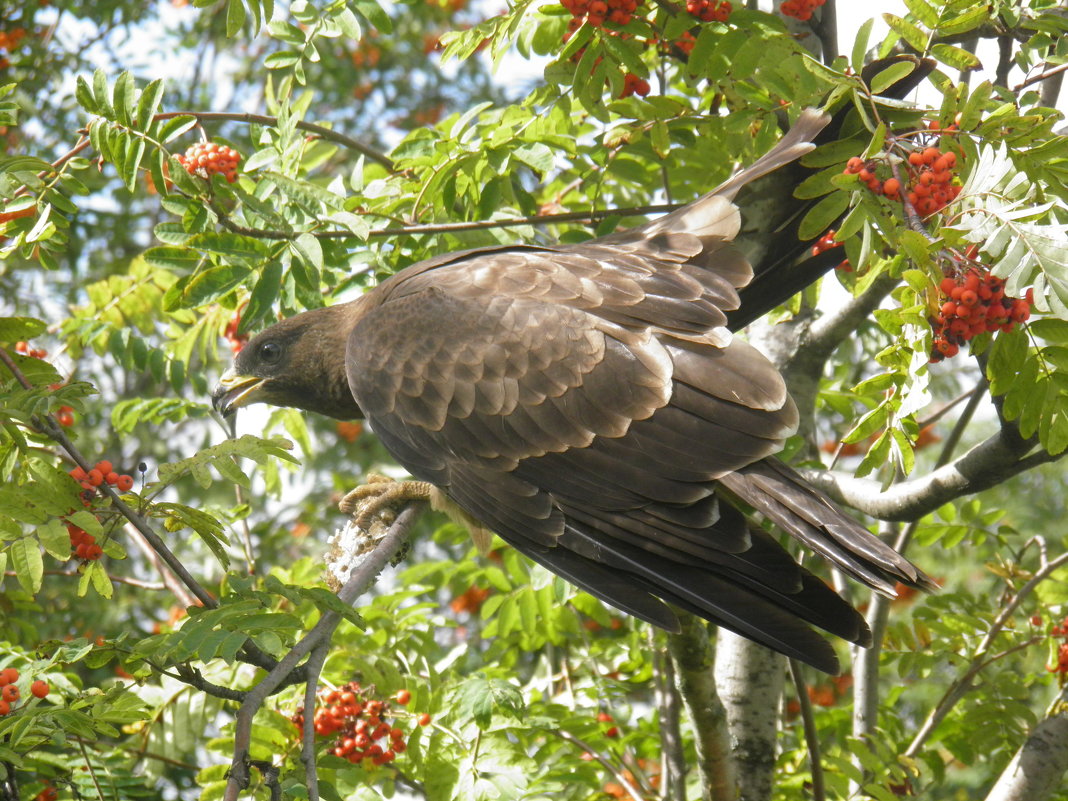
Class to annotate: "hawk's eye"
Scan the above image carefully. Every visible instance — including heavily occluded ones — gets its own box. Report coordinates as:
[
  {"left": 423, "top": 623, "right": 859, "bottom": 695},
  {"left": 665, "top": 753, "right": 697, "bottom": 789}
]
[{"left": 259, "top": 342, "right": 282, "bottom": 364}]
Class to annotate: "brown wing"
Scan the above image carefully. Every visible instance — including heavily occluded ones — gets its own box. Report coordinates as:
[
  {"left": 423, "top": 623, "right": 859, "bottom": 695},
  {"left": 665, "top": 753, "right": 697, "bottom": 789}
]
[{"left": 345, "top": 237, "right": 867, "bottom": 668}]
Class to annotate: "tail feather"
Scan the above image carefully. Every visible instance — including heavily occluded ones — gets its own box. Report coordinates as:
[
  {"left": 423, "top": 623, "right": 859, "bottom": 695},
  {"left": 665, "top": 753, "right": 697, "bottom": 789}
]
[{"left": 719, "top": 460, "right": 938, "bottom": 595}]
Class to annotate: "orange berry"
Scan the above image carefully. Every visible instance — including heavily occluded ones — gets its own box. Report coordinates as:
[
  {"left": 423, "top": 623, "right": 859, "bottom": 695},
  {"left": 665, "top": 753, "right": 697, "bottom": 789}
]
[
  {"left": 2, "top": 684, "right": 19, "bottom": 702},
  {"left": 846, "top": 157, "right": 864, "bottom": 173},
  {"left": 105, "top": 471, "right": 119, "bottom": 485},
  {"left": 94, "top": 460, "right": 113, "bottom": 476},
  {"left": 69, "top": 466, "right": 87, "bottom": 481},
  {"left": 116, "top": 474, "right": 134, "bottom": 491},
  {"left": 858, "top": 168, "right": 874, "bottom": 182},
  {"left": 939, "top": 277, "right": 957, "bottom": 295},
  {"left": 86, "top": 469, "right": 103, "bottom": 487},
  {"left": 882, "top": 178, "right": 900, "bottom": 197},
  {"left": 395, "top": 689, "right": 411, "bottom": 705},
  {"left": 85, "top": 544, "right": 103, "bottom": 560},
  {"left": 418, "top": 713, "right": 432, "bottom": 726},
  {"left": 922, "top": 147, "right": 940, "bottom": 164},
  {"left": 30, "top": 680, "right": 48, "bottom": 698},
  {"left": 2, "top": 668, "right": 19, "bottom": 685},
  {"left": 908, "top": 151, "right": 924, "bottom": 167},
  {"left": 0, "top": 700, "right": 8, "bottom": 716}
]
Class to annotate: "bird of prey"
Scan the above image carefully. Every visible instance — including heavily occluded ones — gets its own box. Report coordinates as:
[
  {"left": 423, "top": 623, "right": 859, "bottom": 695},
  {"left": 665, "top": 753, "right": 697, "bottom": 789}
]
[{"left": 213, "top": 109, "right": 934, "bottom": 673}]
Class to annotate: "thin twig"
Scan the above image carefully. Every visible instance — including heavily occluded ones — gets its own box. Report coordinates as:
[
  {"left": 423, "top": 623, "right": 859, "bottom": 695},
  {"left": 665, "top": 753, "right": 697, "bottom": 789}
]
[
  {"left": 552, "top": 729, "right": 647, "bottom": 801},
  {"left": 789, "top": 660, "right": 825, "bottom": 801},
  {"left": 215, "top": 203, "right": 682, "bottom": 241},
  {"left": 153, "top": 111, "right": 395, "bottom": 171},
  {"left": 905, "top": 549, "right": 1068, "bottom": 758},
  {"left": 2, "top": 569, "right": 166, "bottom": 591}
]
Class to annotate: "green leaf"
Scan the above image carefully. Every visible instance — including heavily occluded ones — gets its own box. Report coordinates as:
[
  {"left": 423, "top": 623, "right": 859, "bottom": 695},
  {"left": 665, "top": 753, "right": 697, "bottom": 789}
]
[
  {"left": 172, "top": 264, "right": 252, "bottom": 308},
  {"left": 135, "top": 78, "right": 165, "bottom": 130},
  {"left": 9, "top": 537, "right": 43, "bottom": 595},
  {"left": 243, "top": 261, "right": 283, "bottom": 330},
  {"left": 0, "top": 316, "right": 47, "bottom": 342},
  {"left": 143, "top": 246, "right": 201, "bottom": 273},
  {"left": 226, "top": 0, "right": 247, "bottom": 37},
  {"left": 291, "top": 232, "right": 323, "bottom": 272},
  {"left": 882, "top": 14, "right": 927, "bottom": 53},
  {"left": 798, "top": 191, "right": 851, "bottom": 241},
  {"left": 36, "top": 518, "right": 70, "bottom": 561},
  {"left": 903, "top": 0, "right": 939, "bottom": 28},
  {"left": 453, "top": 675, "right": 523, "bottom": 729},
  {"left": 931, "top": 43, "right": 981, "bottom": 71},
  {"left": 112, "top": 71, "right": 135, "bottom": 126},
  {"left": 870, "top": 61, "right": 917, "bottom": 95},
  {"left": 74, "top": 76, "right": 97, "bottom": 114},
  {"left": 851, "top": 18, "right": 874, "bottom": 74}
]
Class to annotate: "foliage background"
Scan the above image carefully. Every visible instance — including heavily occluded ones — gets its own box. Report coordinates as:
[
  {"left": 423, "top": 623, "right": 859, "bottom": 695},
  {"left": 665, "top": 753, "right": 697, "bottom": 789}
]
[{"left": 1, "top": 0, "right": 1068, "bottom": 800}]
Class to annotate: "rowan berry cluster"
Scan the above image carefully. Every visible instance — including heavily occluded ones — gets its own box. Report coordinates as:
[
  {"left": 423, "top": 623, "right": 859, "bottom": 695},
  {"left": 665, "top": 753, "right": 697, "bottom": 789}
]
[
  {"left": 14, "top": 340, "right": 46, "bottom": 359},
  {"left": 619, "top": 72, "right": 651, "bottom": 98},
  {"left": 561, "top": 0, "right": 641, "bottom": 30},
  {"left": 34, "top": 785, "right": 57, "bottom": 801},
  {"left": 450, "top": 585, "right": 490, "bottom": 615},
  {"left": 223, "top": 312, "right": 247, "bottom": 354},
  {"left": 1047, "top": 615, "right": 1068, "bottom": 685},
  {"left": 810, "top": 229, "right": 851, "bottom": 272},
  {"left": 602, "top": 758, "right": 661, "bottom": 799},
  {"left": 843, "top": 145, "right": 962, "bottom": 216},
  {"left": 66, "top": 459, "right": 135, "bottom": 553},
  {"left": 929, "top": 262, "right": 1032, "bottom": 362},
  {"left": 780, "top": 0, "right": 825, "bottom": 20},
  {"left": 903, "top": 146, "right": 961, "bottom": 215},
  {"left": 11, "top": 345, "right": 76, "bottom": 426},
  {"left": 176, "top": 142, "right": 241, "bottom": 183},
  {"left": 0, "top": 28, "right": 27, "bottom": 51},
  {"left": 685, "top": 0, "right": 731, "bottom": 23},
  {"left": 0, "top": 667, "right": 49, "bottom": 717},
  {"left": 293, "top": 682, "right": 428, "bottom": 767}
]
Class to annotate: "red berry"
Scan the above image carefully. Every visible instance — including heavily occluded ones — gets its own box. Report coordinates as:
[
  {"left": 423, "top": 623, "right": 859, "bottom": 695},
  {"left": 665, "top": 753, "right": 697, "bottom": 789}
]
[
  {"left": 105, "top": 471, "right": 120, "bottom": 485},
  {"left": 846, "top": 157, "right": 864, "bottom": 173},
  {"left": 908, "top": 151, "right": 924, "bottom": 167},
  {"left": 2, "top": 684, "right": 19, "bottom": 702},
  {"left": 418, "top": 713, "right": 432, "bottom": 726},
  {"left": 116, "top": 474, "right": 134, "bottom": 491},
  {"left": 0, "top": 699, "right": 8, "bottom": 716},
  {"left": 30, "top": 680, "right": 48, "bottom": 698},
  {"left": 882, "top": 177, "right": 900, "bottom": 197},
  {"left": 395, "top": 689, "right": 411, "bottom": 705},
  {"left": 86, "top": 469, "right": 103, "bottom": 487},
  {"left": 69, "top": 466, "right": 87, "bottom": 481},
  {"left": 921, "top": 147, "right": 940, "bottom": 165},
  {"left": 1, "top": 668, "right": 19, "bottom": 685},
  {"left": 1031, "top": 615, "right": 1043, "bottom": 626},
  {"left": 94, "top": 460, "right": 113, "bottom": 476},
  {"left": 85, "top": 544, "right": 103, "bottom": 561}
]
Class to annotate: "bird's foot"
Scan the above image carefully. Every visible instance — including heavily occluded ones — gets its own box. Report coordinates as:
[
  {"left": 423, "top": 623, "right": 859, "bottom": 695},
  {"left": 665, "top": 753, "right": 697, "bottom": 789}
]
[{"left": 339, "top": 474, "right": 434, "bottom": 530}]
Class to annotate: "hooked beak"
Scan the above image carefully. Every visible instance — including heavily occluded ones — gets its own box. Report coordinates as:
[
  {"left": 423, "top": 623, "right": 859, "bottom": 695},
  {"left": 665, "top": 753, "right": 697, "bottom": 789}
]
[{"left": 211, "top": 368, "right": 266, "bottom": 417}]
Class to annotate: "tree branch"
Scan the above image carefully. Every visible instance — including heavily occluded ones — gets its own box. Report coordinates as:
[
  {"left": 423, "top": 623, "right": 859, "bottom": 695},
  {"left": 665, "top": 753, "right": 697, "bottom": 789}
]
[
  {"left": 802, "top": 426, "right": 1062, "bottom": 522},
  {"left": 224, "top": 503, "right": 421, "bottom": 801},
  {"left": 984, "top": 686, "right": 1068, "bottom": 801},
  {"left": 667, "top": 613, "right": 735, "bottom": 801}
]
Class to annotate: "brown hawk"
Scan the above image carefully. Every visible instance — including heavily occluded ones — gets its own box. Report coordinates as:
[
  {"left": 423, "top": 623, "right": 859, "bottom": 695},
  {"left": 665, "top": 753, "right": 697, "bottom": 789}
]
[{"left": 213, "top": 109, "right": 933, "bottom": 673}]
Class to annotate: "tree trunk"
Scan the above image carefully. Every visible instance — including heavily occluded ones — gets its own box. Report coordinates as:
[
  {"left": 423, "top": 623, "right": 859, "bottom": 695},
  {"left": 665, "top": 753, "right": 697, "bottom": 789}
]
[
  {"left": 714, "top": 632, "right": 785, "bottom": 801},
  {"left": 984, "top": 693, "right": 1068, "bottom": 801}
]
